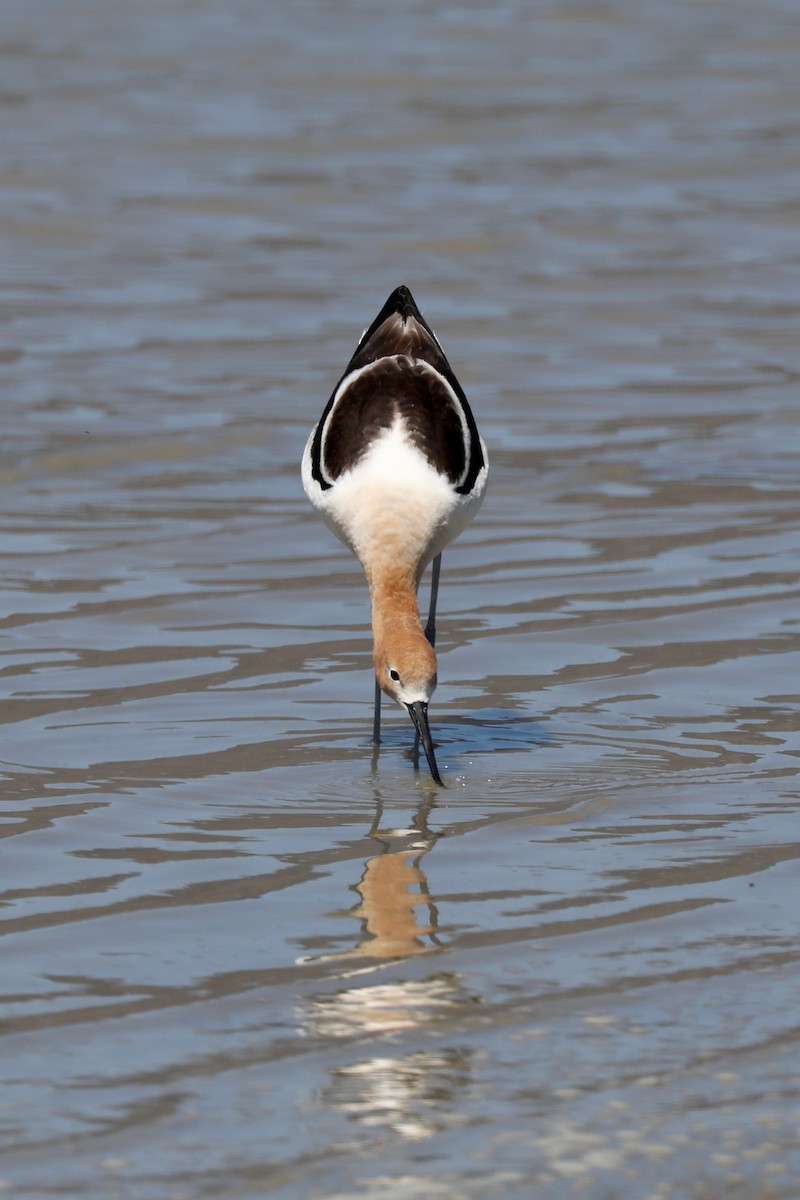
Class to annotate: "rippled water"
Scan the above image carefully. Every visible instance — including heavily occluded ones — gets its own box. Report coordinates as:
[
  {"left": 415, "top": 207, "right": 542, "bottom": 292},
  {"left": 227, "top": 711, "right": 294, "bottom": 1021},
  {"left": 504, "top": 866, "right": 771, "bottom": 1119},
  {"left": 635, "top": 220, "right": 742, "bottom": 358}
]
[{"left": 2, "top": 1, "right": 800, "bottom": 1196}]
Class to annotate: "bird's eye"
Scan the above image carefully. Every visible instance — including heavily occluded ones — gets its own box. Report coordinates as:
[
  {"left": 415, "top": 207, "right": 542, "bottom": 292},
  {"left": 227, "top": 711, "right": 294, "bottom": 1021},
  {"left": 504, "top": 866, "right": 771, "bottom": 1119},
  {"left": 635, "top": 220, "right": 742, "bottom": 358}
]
[{"left": 389, "top": 669, "right": 400, "bottom": 682}]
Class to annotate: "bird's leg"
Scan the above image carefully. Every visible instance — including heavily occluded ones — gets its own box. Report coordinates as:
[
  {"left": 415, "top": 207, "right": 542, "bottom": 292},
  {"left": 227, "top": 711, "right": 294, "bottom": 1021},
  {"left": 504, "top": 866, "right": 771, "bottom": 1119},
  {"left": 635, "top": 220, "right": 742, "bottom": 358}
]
[
  {"left": 414, "top": 554, "right": 443, "bottom": 764},
  {"left": 373, "top": 675, "right": 382, "bottom": 744},
  {"left": 423, "top": 553, "right": 442, "bottom": 648}
]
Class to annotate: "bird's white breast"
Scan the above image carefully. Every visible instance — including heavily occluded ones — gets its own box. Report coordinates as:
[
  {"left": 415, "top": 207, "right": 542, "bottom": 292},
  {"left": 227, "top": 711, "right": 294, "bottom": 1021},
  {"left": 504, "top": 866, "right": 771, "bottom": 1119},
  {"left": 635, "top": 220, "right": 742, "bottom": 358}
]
[{"left": 302, "top": 418, "right": 486, "bottom": 574}]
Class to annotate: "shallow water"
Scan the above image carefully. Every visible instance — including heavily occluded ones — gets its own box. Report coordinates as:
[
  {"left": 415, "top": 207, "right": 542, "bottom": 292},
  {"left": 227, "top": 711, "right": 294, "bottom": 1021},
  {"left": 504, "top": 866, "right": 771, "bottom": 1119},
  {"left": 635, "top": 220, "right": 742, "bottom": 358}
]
[{"left": 2, "top": 1, "right": 800, "bottom": 1197}]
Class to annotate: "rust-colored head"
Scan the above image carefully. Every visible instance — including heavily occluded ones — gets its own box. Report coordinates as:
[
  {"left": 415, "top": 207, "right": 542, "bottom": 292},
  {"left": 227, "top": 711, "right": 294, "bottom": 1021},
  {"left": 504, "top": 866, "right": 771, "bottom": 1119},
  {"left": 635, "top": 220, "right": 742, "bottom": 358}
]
[
  {"left": 374, "top": 626, "right": 437, "bottom": 708},
  {"left": 370, "top": 564, "right": 443, "bottom": 784},
  {"left": 373, "top": 621, "right": 441, "bottom": 785}
]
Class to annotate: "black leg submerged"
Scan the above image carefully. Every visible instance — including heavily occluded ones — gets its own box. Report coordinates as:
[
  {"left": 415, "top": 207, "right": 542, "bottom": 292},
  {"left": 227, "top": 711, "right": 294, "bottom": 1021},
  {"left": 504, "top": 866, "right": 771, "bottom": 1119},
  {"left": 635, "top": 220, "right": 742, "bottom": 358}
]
[{"left": 373, "top": 676, "right": 381, "bottom": 744}]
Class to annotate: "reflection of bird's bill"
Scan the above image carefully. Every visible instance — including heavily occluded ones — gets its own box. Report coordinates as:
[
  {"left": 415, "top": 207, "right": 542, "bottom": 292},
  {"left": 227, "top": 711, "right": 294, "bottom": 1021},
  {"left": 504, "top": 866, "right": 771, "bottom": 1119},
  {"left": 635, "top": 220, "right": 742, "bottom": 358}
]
[{"left": 406, "top": 700, "right": 442, "bottom": 785}]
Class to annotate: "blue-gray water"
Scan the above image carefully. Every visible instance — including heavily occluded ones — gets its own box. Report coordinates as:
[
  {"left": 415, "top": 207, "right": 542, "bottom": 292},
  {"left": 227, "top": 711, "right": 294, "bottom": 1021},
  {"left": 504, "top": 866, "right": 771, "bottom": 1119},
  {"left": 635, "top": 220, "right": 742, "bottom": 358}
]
[{"left": 2, "top": 1, "right": 800, "bottom": 1197}]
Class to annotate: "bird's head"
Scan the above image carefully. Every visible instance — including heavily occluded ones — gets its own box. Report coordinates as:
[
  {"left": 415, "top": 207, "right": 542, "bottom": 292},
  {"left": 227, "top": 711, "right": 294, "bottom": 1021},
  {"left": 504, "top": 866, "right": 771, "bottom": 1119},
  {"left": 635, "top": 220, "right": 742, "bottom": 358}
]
[
  {"left": 375, "top": 634, "right": 437, "bottom": 708},
  {"left": 374, "top": 631, "right": 442, "bottom": 785}
]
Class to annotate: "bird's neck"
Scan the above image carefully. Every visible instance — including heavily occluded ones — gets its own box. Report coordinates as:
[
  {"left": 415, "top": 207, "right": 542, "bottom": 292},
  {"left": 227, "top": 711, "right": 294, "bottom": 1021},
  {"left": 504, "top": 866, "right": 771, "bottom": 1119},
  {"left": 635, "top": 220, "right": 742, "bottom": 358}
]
[
  {"left": 368, "top": 564, "right": 437, "bottom": 694},
  {"left": 368, "top": 565, "right": 422, "bottom": 641}
]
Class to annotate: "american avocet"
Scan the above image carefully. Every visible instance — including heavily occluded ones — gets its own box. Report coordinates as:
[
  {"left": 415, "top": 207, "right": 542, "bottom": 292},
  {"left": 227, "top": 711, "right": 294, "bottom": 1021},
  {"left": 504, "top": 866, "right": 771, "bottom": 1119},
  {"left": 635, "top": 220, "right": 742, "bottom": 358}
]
[{"left": 302, "top": 285, "right": 488, "bottom": 783}]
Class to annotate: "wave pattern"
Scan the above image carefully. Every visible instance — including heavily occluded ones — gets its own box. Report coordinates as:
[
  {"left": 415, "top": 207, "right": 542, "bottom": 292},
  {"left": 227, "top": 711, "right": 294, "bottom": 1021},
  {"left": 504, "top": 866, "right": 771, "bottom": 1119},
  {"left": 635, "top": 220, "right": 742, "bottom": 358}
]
[{"left": 1, "top": 0, "right": 799, "bottom": 1195}]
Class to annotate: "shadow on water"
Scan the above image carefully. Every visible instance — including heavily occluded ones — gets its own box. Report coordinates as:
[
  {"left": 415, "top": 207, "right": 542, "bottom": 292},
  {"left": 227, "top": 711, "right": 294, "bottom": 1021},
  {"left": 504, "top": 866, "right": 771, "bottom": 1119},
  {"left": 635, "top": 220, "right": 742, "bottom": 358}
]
[
  {"left": 436, "top": 709, "right": 552, "bottom": 754},
  {"left": 374, "top": 706, "right": 551, "bottom": 764}
]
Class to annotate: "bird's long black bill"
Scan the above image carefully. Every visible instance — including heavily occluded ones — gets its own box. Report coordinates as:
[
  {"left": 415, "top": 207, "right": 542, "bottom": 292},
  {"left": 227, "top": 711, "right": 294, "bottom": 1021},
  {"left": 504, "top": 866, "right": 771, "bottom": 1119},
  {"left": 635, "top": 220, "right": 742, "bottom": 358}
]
[{"left": 406, "top": 701, "right": 443, "bottom": 786}]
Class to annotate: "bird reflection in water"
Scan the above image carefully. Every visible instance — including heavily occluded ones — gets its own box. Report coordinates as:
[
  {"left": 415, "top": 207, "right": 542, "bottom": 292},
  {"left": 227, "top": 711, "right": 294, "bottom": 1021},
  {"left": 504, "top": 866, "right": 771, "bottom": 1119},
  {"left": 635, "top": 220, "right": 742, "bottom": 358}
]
[
  {"left": 352, "top": 790, "right": 440, "bottom": 959},
  {"left": 322, "top": 1046, "right": 472, "bottom": 1140},
  {"left": 304, "top": 793, "right": 476, "bottom": 1140}
]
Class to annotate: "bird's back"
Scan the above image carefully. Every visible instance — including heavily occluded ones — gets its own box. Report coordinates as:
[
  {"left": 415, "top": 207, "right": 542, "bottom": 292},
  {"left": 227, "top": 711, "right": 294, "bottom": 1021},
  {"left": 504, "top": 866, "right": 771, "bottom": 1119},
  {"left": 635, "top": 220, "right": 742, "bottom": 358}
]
[
  {"left": 322, "top": 355, "right": 467, "bottom": 487},
  {"left": 305, "top": 285, "right": 486, "bottom": 499}
]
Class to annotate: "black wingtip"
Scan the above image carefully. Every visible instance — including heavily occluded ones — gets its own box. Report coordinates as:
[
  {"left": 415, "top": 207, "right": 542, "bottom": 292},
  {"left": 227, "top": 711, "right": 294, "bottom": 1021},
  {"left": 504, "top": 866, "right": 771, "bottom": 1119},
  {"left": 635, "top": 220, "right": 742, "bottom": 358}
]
[
  {"left": 348, "top": 284, "right": 442, "bottom": 366},
  {"left": 366, "top": 283, "right": 424, "bottom": 333},
  {"left": 389, "top": 284, "right": 420, "bottom": 321}
]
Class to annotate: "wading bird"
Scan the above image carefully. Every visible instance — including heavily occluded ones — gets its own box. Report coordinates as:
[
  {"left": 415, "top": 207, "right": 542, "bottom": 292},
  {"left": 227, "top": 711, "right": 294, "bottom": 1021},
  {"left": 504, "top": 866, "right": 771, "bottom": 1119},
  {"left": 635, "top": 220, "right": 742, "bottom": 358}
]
[{"left": 301, "top": 285, "right": 488, "bottom": 783}]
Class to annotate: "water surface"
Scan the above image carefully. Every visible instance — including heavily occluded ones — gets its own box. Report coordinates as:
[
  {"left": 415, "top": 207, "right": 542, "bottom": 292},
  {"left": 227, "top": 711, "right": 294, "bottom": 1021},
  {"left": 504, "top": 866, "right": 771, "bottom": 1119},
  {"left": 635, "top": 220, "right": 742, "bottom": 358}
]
[{"left": 2, "top": 1, "right": 800, "bottom": 1196}]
